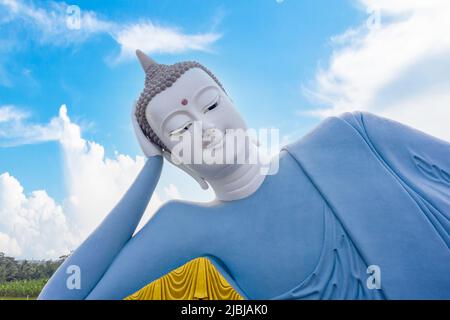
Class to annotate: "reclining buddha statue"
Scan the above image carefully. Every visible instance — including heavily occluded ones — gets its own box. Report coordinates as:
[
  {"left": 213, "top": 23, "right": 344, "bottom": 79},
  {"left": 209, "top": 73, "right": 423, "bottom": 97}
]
[{"left": 39, "top": 50, "right": 450, "bottom": 300}]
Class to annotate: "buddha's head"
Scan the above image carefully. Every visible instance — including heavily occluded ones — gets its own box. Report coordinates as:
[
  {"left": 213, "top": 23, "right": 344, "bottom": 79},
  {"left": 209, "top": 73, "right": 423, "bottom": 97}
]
[{"left": 134, "top": 50, "right": 259, "bottom": 191}]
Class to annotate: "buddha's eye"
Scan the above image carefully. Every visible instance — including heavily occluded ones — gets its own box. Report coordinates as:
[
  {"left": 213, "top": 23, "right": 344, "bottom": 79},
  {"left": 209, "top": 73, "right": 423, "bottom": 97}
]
[
  {"left": 169, "top": 122, "right": 192, "bottom": 137},
  {"left": 203, "top": 96, "right": 220, "bottom": 114}
]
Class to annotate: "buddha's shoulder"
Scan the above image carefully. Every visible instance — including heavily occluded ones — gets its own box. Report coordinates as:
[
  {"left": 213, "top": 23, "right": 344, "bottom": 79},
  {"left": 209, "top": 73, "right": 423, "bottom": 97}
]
[
  {"left": 283, "top": 112, "right": 365, "bottom": 152},
  {"left": 287, "top": 111, "right": 449, "bottom": 148},
  {"left": 285, "top": 111, "right": 449, "bottom": 159},
  {"left": 151, "top": 199, "right": 223, "bottom": 228}
]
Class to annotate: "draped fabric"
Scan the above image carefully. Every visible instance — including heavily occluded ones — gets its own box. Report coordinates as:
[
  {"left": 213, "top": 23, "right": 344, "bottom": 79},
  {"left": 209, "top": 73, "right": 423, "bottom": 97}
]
[
  {"left": 273, "top": 204, "right": 384, "bottom": 300},
  {"left": 125, "top": 257, "right": 243, "bottom": 300},
  {"left": 284, "top": 112, "right": 450, "bottom": 299}
]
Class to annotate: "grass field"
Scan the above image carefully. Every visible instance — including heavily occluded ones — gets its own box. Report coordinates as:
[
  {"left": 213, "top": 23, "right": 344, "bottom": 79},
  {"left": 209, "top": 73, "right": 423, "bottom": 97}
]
[{"left": 0, "top": 279, "right": 47, "bottom": 298}]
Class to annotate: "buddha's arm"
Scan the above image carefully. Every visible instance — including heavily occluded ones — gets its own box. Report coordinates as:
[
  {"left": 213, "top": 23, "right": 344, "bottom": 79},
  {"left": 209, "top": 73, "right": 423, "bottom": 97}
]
[
  {"left": 38, "top": 156, "right": 163, "bottom": 300},
  {"left": 84, "top": 201, "right": 207, "bottom": 300}
]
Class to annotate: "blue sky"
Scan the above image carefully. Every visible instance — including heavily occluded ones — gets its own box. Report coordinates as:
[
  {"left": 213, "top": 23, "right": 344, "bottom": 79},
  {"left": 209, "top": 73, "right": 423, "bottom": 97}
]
[
  {"left": 1, "top": 0, "right": 449, "bottom": 258},
  {"left": 0, "top": 0, "right": 362, "bottom": 202}
]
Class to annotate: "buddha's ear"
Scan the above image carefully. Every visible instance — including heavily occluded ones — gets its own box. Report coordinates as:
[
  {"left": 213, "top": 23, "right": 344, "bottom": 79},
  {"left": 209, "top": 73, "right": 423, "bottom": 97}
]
[{"left": 162, "top": 150, "right": 209, "bottom": 190}]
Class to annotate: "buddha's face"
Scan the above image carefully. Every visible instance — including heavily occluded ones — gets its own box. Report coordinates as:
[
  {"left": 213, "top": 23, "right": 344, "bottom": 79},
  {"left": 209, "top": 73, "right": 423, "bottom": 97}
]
[{"left": 146, "top": 68, "right": 249, "bottom": 178}]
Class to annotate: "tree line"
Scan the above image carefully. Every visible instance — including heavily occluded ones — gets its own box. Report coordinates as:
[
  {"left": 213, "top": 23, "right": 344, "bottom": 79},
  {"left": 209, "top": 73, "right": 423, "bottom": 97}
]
[{"left": 0, "top": 252, "right": 66, "bottom": 283}]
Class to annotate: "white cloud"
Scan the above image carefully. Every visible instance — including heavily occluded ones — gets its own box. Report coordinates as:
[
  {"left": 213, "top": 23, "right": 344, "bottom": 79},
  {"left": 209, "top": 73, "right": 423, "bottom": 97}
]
[
  {"left": 0, "top": 105, "right": 181, "bottom": 259},
  {"left": 113, "top": 22, "right": 220, "bottom": 61},
  {"left": 0, "top": 171, "right": 76, "bottom": 258},
  {"left": 0, "top": 0, "right": 220, "bottom": 62},
  {"left": 0, "top": 105, "right": 63, "bottom": 147},
  {"left": 306, "top": 0, "right": 450, "bottom": 141},
  {"left": 164, "top": 183, "right": 183, "bottom": 201},
  {"left": 0, "top": 232, "right": 21, "bottom": 257},
  {"left": 0, "top": 0, "right": 111, "bottom": 46},
  {"left": 0, "top": 105, "right": 28, "bottom": 122}
]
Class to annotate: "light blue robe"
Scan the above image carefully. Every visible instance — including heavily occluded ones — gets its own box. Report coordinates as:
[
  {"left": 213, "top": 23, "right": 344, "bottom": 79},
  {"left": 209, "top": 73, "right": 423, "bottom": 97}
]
[{"left": 39, "top": 112, "right": 450, "bottom": 300}]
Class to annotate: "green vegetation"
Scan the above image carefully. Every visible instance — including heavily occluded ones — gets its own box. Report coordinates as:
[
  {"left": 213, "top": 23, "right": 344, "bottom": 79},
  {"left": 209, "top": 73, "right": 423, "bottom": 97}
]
[
  {"left": 0, "top": 279, "right": 47, "bottom": 298},
  {"left": 0, "top": 252, "right": 66, "bottom": 299}
]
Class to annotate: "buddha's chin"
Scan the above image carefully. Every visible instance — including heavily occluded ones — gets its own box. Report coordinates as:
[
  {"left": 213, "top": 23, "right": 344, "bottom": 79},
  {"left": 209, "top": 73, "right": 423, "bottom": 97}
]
[
  {"left": 188, "top": 162, "right": 233, "bottom": 179},
  {"left": 182, "top": 142, "right": 252, "bottom": 178}
]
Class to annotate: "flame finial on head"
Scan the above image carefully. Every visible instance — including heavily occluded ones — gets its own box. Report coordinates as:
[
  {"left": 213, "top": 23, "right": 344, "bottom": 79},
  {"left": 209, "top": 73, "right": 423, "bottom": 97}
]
[{"left": 136, "top": 49, "right": 156, "bottom": 72}]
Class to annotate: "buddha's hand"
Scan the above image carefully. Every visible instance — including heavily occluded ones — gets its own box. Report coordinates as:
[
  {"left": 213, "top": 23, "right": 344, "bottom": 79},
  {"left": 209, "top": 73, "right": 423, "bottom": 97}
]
[{"left": 132, "top": 103, "right": 162, "bottom": 158}]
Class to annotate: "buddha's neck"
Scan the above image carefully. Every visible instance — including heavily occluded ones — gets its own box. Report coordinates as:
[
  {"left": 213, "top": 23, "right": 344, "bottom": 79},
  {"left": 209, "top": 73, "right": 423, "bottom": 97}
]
[{"left": 206, "top": 144, "right": 269, "bottom": 201}]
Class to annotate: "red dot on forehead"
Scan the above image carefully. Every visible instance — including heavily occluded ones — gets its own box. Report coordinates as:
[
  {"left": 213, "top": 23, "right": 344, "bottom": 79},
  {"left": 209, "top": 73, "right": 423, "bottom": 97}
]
[{"left": 181, "top": 98, "right": 188, "bottom": 106}]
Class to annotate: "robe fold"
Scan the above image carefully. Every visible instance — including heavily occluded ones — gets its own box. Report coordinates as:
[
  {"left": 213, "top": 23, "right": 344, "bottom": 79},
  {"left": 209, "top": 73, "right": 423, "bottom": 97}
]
[{"left": 284, "top": 112, "right": 450, "bottom": 299}]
